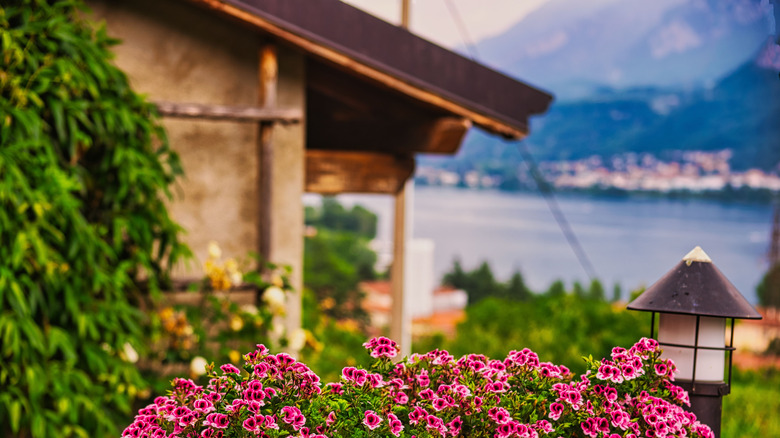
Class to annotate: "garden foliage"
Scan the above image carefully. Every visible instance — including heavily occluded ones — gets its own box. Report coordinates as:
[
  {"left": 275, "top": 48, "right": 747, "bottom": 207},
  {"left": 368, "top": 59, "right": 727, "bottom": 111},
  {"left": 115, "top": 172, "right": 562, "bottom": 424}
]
[
  {"left": 123, "top": 337, "right": 714, "bottom": 438},
  {"left": 304, "top": 198, "right": 379, "bottom": 322},
  {"left": 1, "top": 0, "right": 188, "bottom": 436},
  {"left": 417, "top": 294, "right": 647, "bottom": 375}
]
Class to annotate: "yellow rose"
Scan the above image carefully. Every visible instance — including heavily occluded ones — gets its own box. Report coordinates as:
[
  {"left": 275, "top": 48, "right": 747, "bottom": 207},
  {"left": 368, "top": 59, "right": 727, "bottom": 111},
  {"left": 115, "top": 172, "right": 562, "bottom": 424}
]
[
  {"left": 207, "top": 241, "right": 222, "bottom": 260},
  {"left": 230, "top": 315, "right": 244, "bottom": 332},
  {"left": 190, "top": 356, "right": 208, "bottom": 377},
  {"left": 262, "top": 286, "right": 286, "bottom": 315}
]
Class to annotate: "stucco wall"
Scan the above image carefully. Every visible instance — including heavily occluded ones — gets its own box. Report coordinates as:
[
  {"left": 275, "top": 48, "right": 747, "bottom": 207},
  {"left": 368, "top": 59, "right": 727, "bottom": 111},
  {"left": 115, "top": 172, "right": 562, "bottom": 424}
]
[{"left": 87, "top": 0, "right": 305, "bottom": 283}]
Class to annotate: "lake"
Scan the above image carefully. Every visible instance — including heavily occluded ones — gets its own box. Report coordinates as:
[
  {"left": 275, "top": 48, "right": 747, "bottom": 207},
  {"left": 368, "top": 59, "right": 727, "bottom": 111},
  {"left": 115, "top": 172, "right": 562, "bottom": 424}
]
[{"left": 310, "top": 186, "right": 775, "bottom": 304}]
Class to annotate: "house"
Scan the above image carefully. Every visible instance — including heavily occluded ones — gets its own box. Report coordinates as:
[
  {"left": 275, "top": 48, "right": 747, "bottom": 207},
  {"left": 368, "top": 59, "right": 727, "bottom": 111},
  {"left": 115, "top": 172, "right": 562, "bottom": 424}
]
[
  {"left": 361, "top": 281, "right": 468, "bottom": 339},
  {"left": 86, "top": 0, "right": 552, "bottom": 352}
]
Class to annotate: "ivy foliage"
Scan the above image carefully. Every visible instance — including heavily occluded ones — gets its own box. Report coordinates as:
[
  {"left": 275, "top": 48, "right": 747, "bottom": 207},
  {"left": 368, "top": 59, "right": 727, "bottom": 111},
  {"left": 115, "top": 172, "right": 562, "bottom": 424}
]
[{"left": 1, "top": 1, "right": 189, "bottom": 436}]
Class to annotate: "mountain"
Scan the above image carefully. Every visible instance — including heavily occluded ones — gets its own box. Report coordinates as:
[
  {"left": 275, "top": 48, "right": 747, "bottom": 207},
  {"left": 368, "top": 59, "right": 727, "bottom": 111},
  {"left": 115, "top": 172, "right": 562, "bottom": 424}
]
[
  {"left": 424, "top": 43, "right": 780, "bottom": 172},
  {"left": 477, "top": 0, "right": 772, "bottom": 96}
]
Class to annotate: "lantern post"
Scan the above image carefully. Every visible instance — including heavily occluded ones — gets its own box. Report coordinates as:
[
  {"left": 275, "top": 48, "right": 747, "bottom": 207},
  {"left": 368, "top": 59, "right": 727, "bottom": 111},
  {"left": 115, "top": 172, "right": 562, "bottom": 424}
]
[{"left": 627, "top": 246, "right": 762, "bottom": 438}]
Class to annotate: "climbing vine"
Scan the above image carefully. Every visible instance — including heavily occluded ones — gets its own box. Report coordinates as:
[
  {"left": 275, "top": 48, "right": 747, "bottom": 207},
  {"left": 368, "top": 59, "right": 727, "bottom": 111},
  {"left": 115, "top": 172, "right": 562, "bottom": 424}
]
[{"left": 1, "top": 0, "right": 189, "bottom": 436}]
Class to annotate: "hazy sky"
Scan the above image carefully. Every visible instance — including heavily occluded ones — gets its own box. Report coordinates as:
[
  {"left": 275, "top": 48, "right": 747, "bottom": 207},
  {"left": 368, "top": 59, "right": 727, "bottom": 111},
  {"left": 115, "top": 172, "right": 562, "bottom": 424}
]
[{"left": 341, "top": 0, "right": 551, "bottom": 50}]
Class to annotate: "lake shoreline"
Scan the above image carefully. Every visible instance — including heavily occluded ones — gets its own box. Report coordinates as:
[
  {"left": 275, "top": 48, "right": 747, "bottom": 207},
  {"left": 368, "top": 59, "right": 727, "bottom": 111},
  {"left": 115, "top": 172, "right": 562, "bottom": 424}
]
[{"left": 324, "top": 186, "right": 773, "bottom": 304}]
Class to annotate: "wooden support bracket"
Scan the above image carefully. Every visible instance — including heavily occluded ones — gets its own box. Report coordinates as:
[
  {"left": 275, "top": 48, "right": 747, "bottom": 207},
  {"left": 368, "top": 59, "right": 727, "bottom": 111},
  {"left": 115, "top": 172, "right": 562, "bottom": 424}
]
[{"left": 305, "top": 150, "right": 415, "bottom": 194}]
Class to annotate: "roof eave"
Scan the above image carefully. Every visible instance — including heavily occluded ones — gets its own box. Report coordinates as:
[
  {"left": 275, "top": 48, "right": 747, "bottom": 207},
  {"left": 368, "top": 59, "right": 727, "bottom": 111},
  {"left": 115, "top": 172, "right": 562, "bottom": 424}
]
[{"left": 186, "top": 0, "right": 553, "bottom": 139}]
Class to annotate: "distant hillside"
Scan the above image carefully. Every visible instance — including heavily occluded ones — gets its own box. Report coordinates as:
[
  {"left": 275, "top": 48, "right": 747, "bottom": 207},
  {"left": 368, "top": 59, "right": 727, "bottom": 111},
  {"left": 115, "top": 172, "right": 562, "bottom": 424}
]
[
  {"left": 423, "top": 48, "right": 780, "bottom": 171},
  {"left": 477, "top": 0, "right": 771, "bottom": 96},
  {"left": 421, "top": 0, "right": 779, "bottom": 173},
  {"left": 625, "top": 58, "right": 780, "bottom": 169}
]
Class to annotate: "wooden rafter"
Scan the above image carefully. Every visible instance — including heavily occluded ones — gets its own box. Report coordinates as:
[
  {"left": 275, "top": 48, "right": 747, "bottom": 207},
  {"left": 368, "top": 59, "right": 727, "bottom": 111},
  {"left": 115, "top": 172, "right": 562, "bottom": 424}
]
[{"left": 308, "top": 116, "right": 471, "bottom": 155}]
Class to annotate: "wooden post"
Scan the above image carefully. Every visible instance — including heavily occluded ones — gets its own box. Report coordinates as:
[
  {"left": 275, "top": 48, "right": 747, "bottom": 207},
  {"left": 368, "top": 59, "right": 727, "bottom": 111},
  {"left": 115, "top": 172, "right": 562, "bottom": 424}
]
[
  {"left": 257, "top": 44, "right": 306, "bottom": 354},
  {"left": 391, "top": 179, "right": 412, "bottom": 357},
  {"left": 258, "top": 44, "right": 278, "bottom": 263},
  {"left": 401, "top": 0, "right": 410, "bottom": 29}
]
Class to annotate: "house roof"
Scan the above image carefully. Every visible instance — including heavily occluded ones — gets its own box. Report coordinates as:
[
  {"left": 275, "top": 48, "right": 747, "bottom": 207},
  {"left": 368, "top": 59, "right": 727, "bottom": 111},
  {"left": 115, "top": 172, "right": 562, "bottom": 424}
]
[{"left": 188, "top": 0, "right": 553, "bottom": 140}]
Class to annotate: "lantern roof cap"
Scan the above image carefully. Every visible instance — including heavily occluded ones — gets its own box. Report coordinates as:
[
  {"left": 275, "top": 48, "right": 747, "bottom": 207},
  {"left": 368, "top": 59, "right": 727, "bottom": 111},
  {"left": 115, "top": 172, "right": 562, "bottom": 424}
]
[
  {"left": 627, "top": 246, "right": 762, "bottom": 319},
  {"left": 683, "top": 246, "right": 711, "bottom": 263}
]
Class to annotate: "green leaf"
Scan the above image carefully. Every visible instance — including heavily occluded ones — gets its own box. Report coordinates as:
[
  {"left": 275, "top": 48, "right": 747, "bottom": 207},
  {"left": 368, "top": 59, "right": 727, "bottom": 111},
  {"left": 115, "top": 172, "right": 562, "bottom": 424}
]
[
  {"left": 49, "top": 99, "right": 65, "bottom": 144},
  {"left": 8, "top": 399, "right": 21, "bottom": 433}
]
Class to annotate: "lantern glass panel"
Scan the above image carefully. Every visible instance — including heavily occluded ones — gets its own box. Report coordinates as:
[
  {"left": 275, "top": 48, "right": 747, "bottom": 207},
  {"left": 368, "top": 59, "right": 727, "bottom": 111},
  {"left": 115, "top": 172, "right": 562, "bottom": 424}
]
[{"left": 658, "top": 313, "right": 725, "bottom": 382}]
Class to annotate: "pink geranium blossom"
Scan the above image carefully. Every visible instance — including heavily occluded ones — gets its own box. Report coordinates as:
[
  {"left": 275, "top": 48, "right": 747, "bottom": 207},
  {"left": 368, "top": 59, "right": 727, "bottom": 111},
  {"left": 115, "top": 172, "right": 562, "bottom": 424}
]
[{"left": 122, "top": 338, "right": 713, "bottom": 438}]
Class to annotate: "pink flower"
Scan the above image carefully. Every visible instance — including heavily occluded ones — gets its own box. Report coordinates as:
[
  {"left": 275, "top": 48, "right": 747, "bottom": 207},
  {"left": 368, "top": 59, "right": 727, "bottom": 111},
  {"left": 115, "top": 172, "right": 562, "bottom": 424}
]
[
  {"left": 432, "top": 397, "right": 449, "bottom": 411},
  {"left": 447, "top": 416, "right": 463, "bottom": 435},
  {"left": 488, "top": 407, "right": 511, "bottom": 424},
  {"left": 388, "top": 413, "right": 404, "bottom": 436},
  {"left": 193, "top": 399, "right": 215, "bottom": 414},
  {"left": 496, "top": 422, "right": 515, "bottom": 438},
  {"left": 362, "top": 410, "right": 382, "bottom": 430},
  {"left": 242, "top": 416, "right": 261, "bottom": 434},
  {"left": 621, "top": 363, "right": 639, "bottom": 380},
  {"left": 220, "top": 364, "right": 240, "bottom": 374},
  {"left": 425, "top": 414, "right": 445, "bottom": 433},
  {"left": 281, "top": 406, "right": 306, "bottom": 431},
  {"left": 418, "top": 388, "right": 435, "bottom": 400},
  {"left": 535, "top": 419, "right": 554, "bottom": 433},
  {"left": 581, "top": 418, "right": 599, "bottom": 438},
  {"left": 363, "top": 336, "right": 400, "bottom": 359},
  {"left": 415, "top": 370, "right": 431, "bottom": 387},
  {"left": 549, "top": 402, "right": 564, "bottom": 421},
  {"left": 204, "top": 413, "right": 229, "bottom": 429},
  {"left": 409, "top": 406, "right": 428, "bottom": 425}
]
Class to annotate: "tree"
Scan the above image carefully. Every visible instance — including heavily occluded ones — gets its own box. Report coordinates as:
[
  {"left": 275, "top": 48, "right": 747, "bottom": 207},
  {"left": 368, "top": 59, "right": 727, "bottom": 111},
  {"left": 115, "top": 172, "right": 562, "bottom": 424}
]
[
  {"left": 442, "top": 260, "right": 503, "bottom": 304},
  {"left": 588, "top": 279, "right": 606, "bottom": 301},
  {"left": 442, "top": 259, "right": 469, "bottom": 290},
  {"left": 611, "top": 283, "right": 622, "bottom": 303},
  {"left": 546, "top": 280, "right": 566, "bottom": 297},
  {"left": 572, "top": 281, "right": 586, "bottom": 298},
  {"left": 469, "top": 261, "right": 501, "bottom": 303},
  {"left": 306, "top": 197, "right": 378, "bottom": 239},
  {"left": 505, "top": 271, "right": 532, "bottom": 301},
  {"left": 1, "top": 1, "right": 188, "bottom": 435},
  {"left": 303, "top": 199, "right": 379, "bottom": 322},
  {"left": 757, "top": 264, "right": 780, "bottom": 309}
]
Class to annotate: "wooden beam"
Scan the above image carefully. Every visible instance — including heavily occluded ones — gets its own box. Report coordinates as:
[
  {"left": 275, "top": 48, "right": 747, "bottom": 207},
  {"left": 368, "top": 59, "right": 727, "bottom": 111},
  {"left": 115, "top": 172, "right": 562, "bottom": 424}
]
[
  {"left": 305, "top": 150, "right": 414, "bottom": 194},
  {"left": 154, "top": 101, "right": 302, "bottom": 123},
  {"left": 187, "top": 0, "right": 527, "bottom": 139},
  {"left": 308, "top": 116, "right": 471, "bottom": 155}
]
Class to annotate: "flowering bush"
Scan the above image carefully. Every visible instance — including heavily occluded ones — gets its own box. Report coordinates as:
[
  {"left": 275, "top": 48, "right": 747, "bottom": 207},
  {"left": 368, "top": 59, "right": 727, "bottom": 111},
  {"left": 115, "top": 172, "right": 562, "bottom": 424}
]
[
  {"left": 145, "top": 243, "right": 309, "bottom": 375},
  {"left": 124, "top": 337, "right": 714, "bottom": 438}
]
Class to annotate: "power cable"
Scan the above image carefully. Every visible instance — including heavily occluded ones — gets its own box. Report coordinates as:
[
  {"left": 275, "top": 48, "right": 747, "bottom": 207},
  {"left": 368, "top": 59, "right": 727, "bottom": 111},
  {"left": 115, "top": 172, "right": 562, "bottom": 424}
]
[
  {"left": 443, "top": 0, "right": 480, "bottom": 60},
  {"left": 515, "top": 142, "right": 599, "bottom": 281},
  {"left": 441, "top": 0, "right": 598, "bottom": 281}
]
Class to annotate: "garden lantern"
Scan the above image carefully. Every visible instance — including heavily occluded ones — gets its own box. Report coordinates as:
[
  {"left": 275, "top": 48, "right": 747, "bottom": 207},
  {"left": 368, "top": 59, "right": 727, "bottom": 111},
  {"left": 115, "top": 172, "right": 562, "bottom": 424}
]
[{"left": 627, "top": 246, "right": 761, "bottom": 438}]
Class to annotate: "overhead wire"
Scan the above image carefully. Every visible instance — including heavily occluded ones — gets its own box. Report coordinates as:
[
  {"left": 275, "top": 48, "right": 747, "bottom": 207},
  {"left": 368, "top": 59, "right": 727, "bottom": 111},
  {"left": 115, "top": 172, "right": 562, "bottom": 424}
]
[
  {"left": 442, "top": 0, "right": 598, "bottom": 281},
  {"left": 443, "top": 0, "right": 480, "bottom": 60},
  {"left": 516, "top": 142, "right": 598, "bottom": 281}
]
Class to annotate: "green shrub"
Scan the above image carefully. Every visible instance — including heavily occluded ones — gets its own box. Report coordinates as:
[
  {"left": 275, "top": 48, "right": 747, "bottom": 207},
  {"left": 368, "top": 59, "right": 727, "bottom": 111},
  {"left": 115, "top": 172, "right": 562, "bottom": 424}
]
[
  {"left": 416, "top": 293, "right": 648, "bottom": 374},
  {"left": 0, "top": 1, "right": 188, "bottom": 436}
]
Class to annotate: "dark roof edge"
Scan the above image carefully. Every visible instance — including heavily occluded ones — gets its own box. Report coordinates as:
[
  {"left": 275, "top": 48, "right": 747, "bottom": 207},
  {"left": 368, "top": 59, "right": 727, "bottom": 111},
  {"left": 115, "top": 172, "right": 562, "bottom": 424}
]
[{"left": 188, "top": 0, "right": 554, "bottom": 138}]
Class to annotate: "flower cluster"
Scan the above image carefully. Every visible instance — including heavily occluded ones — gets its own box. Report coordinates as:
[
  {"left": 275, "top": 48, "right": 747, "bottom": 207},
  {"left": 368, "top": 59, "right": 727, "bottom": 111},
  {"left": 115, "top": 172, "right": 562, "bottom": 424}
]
[
  {"left": 124, "top": 337, "right": 714, "bottom": 438},
  {"left": 203, "top": 242, "right": 243, "bottom": 291}
]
